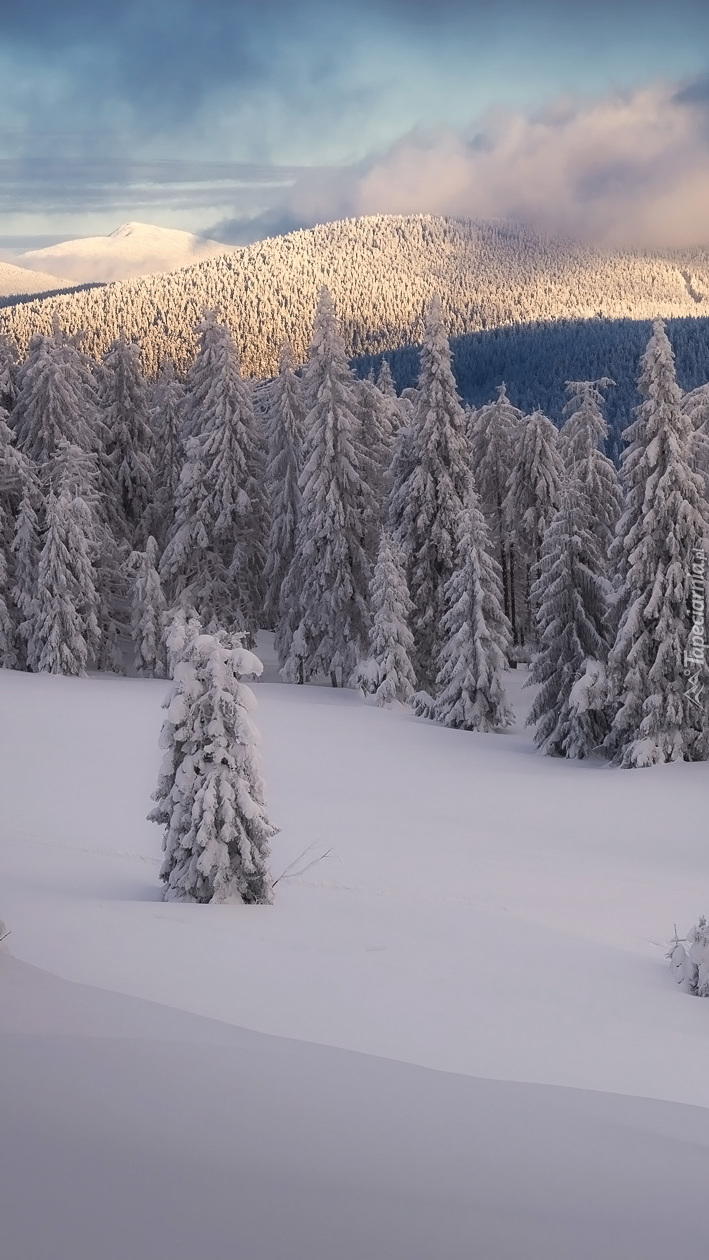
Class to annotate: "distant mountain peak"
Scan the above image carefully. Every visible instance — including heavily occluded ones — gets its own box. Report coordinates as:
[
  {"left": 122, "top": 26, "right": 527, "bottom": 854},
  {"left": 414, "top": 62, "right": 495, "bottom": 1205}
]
[{"left": 13, "top": 221, "right": 233, "bottom": 285}]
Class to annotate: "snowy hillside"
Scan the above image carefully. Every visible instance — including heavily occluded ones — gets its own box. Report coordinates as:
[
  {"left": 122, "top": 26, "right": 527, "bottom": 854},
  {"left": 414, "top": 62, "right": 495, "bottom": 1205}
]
[
  {"left": 13, "top": 221, "right": 233, "bottom": 284},
  {"left": 3, "top": 214, "right": 709, "bottom": 377},
  {"left": 0, "top": 258, "right": 70, "bottom": 299},
  {"left": 2, "top": 652, "right": 709, "bottom": 1257}
]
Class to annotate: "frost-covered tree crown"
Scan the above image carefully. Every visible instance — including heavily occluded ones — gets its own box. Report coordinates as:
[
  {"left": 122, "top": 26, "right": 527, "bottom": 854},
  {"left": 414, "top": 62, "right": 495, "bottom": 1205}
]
[
  {"left": 150, "top": 632, "right": 276, "bottom": 904},
  {"left": 607, "top": 320, "right": 709, "bottom": 768}
]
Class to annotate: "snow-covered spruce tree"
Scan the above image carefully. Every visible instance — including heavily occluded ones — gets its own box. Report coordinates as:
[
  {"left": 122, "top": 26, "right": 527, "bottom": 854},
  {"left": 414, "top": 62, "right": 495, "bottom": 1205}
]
[
  {"left": 606, "top": 321, "right": 709, "bottom": 767},
  {"left": 101, "top": 335, "right": 154, "bottom": 540},
  {"left": 431, "top": 488, "right": 514, "bottom": 731},
  {"left": 163, "top": 602, "right": 203, "bottom": 678},
  {"left": 560, "top": 380, "right": 621, "bottom": 556},
  {"left": 149, "top": 632, "right": 276, "bottom": 904},
  {"left": 0, "top": 406, "right": 37, "bottom": 554},
  {"left": 261, "top": 341, "right": 305, "bottom": 637},
  {"left": 27, "top": 491, "right": 101, "bottom": 676},
  {"left": 355, "top": 532, "right": 416, "bottom": 706},
  {"left": 160, "top": 318, "right": 266, "bottom": 641},
  {"left": 0, "top": 331, "right": 19, "bottom": 411},
  {"left": 280, "top": 289, "right": 370, "bottom": 684},
  {"left": 355, "top": 375, "right": 394, "bottom": 554},
  {"left": 386, "top": 415, "right": 417, "bottom": 538},
  {"left": 182, "top": 310, "right": 230, "bottom": 442},
  {"left": 504, "top": 409, "right": 564, "bottom": 647},
  {"left": 0, "top": 407, "right": 31, "bottom": 506},
  {"left": 669, "top": 916, "right": 709, "bottom": 997},
  {"left": 683, "top": 383, "right": 709, "bottom": 496},
  {"left": 0, "top": 504, "right": 17, "bottom": 668},
  {"left": 469, "top": 384, "right": 522, "bottom": 639},
  {"left": 47, "top": 438, "right": 128, "bottom": 674},
  {"left": 376, "top": 358, "right": 409, "bottom": 452},
  {"left": 10, "top": 487, "right": 41, "bottom": 666},
  {"left": 144, "top": 357, "right": 185, "bottom": 546},
  {"left": 376, "top": 358, "right": 396, "bottom": 400},
  {"left": 0, "top": 411, "right": 41, "bottom": 667},
  {"left": 526, "top": 483, "right": 611, "bottom": 757},
  {"left": 12, "top": 327, "right": 99, "bottom": 465},
  {"left": 391, "top": 295, "right": 471, "bottom": 687},
  {"left": 126, "top": 536, "right": 168, "bottom": 677}
]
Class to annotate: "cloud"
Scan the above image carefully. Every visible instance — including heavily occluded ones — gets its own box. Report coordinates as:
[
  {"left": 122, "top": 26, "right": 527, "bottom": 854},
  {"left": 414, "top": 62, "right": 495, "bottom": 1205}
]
[
  {"left": 3, "top": 79, "right": 709, "bottom": 253},
  {"left": 4, "top": 0, "right": 709, "bottom": 171},
  {"left": 342, "top": 82, "right": 709, "bottom": 249}
]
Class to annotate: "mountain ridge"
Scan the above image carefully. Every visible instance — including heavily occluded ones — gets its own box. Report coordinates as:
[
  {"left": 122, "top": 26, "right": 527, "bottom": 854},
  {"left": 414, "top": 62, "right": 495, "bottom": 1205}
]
[
  {"left": 2, "top": 214, "right": 708, "bottom": 378},
  {"left": 0, "top": 258, "right": 74, "bottom": 300}
]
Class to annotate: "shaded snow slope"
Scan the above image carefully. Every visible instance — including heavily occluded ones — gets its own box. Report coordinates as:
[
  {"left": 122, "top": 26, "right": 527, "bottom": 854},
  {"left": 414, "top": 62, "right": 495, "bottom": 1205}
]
[
  {"left": 3, "top": 954, "right": 709, "bottom": 1260},
  {"left": 1, "top": 645, "right": 707, "bottom": 1108},
  {"left": 13, "top": 221, "right": 233, "bottom": 284}
]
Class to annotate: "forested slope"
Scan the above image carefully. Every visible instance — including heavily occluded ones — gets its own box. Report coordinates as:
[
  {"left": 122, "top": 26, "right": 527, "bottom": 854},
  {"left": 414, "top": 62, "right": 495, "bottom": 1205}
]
[
  {"left": 2, "top": 215, "right": 708, "bottom": 378},
  {"left": 356, "top": 313, "right": 709, "bottom": 453}
]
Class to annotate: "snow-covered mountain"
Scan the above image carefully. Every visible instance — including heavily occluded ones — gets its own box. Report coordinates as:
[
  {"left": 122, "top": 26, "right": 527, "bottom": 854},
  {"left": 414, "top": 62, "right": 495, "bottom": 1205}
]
[
  {"left": 12, "top": 221, "right": 234, "bottom": 284},
  {"left": 0, "top": 258, "right": 69, "bottom": 299},
  {"left": 3, "top": 214, "right": 709, "bottom": 378}
]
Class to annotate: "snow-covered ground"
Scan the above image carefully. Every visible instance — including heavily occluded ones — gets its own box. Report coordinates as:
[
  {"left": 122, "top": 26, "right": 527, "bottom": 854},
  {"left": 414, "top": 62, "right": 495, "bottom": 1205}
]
[
  {"left": 12, "top": 221, "right": 233, "bottom": 284},
  {"left": 0, "top": 258, "right": 69, "bottom": 298},
  {"left": 2, "top": 643, "right": 709, "bottom": 1257}
]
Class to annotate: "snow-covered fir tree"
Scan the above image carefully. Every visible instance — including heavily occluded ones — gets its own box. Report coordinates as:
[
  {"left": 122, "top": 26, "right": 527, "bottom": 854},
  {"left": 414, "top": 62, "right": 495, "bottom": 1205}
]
[
  {"left": 526, "top": 482, "right": 611, "bottom": 757},
  {"left": 391, "top": 295, "right": 471, "bottom": 686},
  {"left": 47, "top": 438, "right": 128, "bottom": 674},
  {"left": 149, "top": 631, "right": 276, "bottom": 904},
  {"left": 504, "top": 408, "right": 564, "bottom": 645},
  {"left": 683, "top": 383, "right": 709, "bottom": 496},
  {"left": 670, "top": 917, "right": 709, "bottom": 997},
  {"left": 606, "top": 321, "right": 709, "bottom": 767},
  {"left": 160, "top": 317, "right": 266, "bottom": 640},
  {"left": 144, "top": 357, "right": 185, "bottom": 546},
  {"left": 386, "top": 416, "right": 417, "bottom": 538},
  {"left": 10, "top": 487, "right": 41, "bottom": 666},
  {"left": 560, "top": 380, "right": 621, "bottom": 555},
  {"left": 126, "top": 536, "right": 168, "bottom": 677},
  {"left": 182, "top": 310, "right": 230, "bottom": 441},
  {"left": 431, "top": 488, "right": 513, "bottom": 732},
  {"left": 0, "top": 504, "right": 17, "bottom": 668},
  {"left": 356, "top": 532, "right": 416, "bottom": 706},
  {"left": 261, "top": 341, "right": 305, "bottom": 638},
  {"left": 48, "top": 437, "right": 103, "bottom": 510},
  {"left": 355, "top": 374, "right": 393, "bottom": 554},
  {"left": 376, "top": 358, "right": 396, "bottom": 399},
  {"left": 376, "top": 358, "right": 408, "bottom": 452},
  {"left": 163, "top": 602, "right": 204, "bottom": 678},
  {"left": 469, "top": 383, "right": 522, "bottom": 639},
  {"left": 0, "top": 407, "right": 36, "bottom": 551},
  {"left": 101, "top": 334, "right": 154, "bottom": 540},
  {"left": 0, "top": 408, "right": 40, "bottom": 666},
  {"left": 12, "top": 328, "right": 99, "bottom": 465},
  {"left": 0, "top": 331, "right": 18, "bottom": 411},
  {"left": 280, "top": 289, "right": 370, "bottom": 684},
  {"left": 27, "top": 491, "right": 101, "bottom": 675}
]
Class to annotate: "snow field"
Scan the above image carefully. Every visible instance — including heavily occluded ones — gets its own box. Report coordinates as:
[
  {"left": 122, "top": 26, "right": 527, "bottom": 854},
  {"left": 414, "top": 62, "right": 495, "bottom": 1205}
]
[
  {"left": 4, "top": 953, "right": 709, "bottom": 1260},
  {"left": 1, "top": 647, "right": 708, "bottom": 1106}
]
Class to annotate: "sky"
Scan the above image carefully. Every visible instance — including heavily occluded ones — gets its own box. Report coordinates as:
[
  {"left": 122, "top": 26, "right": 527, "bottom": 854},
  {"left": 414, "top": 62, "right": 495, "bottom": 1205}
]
[{"left": 2, "top": 0, "right": 709, "bottom": 251}]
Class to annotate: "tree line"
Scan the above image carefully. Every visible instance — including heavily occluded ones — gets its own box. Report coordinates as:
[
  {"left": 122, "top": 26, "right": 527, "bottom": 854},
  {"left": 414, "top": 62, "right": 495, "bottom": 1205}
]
[{"left": 0, "top": 289, "right": 707, "bottom": 900}]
